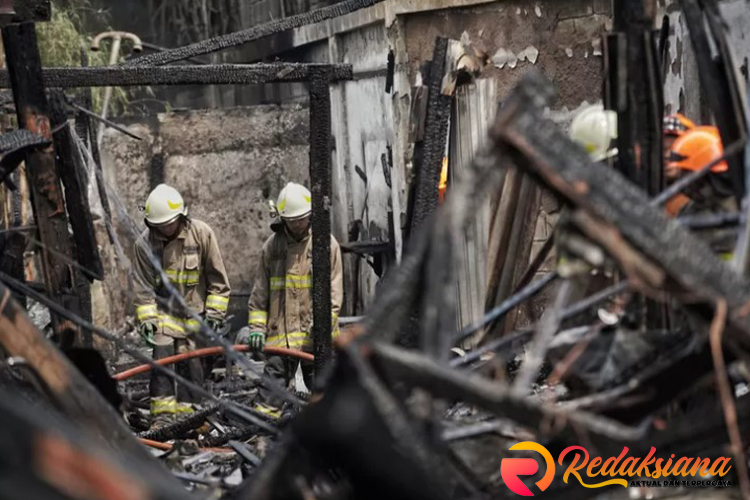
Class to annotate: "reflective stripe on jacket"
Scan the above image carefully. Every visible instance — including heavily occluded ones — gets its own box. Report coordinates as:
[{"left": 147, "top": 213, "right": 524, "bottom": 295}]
[
  {"left": 134, "top": 219, "right": 231, "bottom": 338},
  {"left": 247, "top": 228, "right": 343, "bottom": 352}
]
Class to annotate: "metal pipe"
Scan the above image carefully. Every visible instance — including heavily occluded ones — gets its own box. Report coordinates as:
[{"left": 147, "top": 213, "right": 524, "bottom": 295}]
[{"left": 90, "top": 31, "right": 143, "bottom": 144}]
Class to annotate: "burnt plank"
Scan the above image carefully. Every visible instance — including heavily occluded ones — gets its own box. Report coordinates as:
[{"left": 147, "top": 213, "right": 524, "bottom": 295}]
[
  {"left": 309, "top": 72, "right": 333, "bottom": 379},
  {"left": 407, "top": 37, "right": 452, "bottom": 236},
  {"left": 48, "top": 90, "right": 103, "bottom": 281},
  {"left": 0, "top": 63, "right": 354, "bottom": 88},
  {"left": 0, "top": 128, "right": 49, "bottom": 179}
]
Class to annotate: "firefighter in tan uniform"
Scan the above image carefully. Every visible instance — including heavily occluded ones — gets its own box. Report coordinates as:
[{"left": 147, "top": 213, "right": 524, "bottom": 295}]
[
  {"left": 238, "top": 182, "right": 343, "bottom": 418},
  {"left": 133, "top": 184, "right": 231, "bottom": 428}
]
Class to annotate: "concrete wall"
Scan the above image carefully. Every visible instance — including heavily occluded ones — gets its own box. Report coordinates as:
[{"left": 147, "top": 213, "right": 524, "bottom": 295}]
[
  {"left": 403, "top": 0, "right": 611, "bottom": 108},
  {"left": 100, "top": 104, "right": 310, "bottom": 329}
]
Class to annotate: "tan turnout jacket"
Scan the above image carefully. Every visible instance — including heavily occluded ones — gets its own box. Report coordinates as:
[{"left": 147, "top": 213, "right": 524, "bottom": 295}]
[
  {"left": 247, "top": 228, "right": 343, "bottom": 352},
  {"left": 134, "top": 219, "right": 231, "bottom": 338}
]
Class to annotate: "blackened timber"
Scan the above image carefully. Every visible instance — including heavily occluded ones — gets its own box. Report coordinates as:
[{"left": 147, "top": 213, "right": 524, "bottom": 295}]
[
  {"left": 48, "top": 90, "right": 103, "bottom": 281},
  {"left": 138, "top": 403, "right": 219, "bottom": 442},
  {"left": 0, "top": 64, "right": 354, "bottom": 89},
  {"left": 0, "top": 129, "right": 49, "bottom": 177},
  {"left": 612, "top": 0, "right": 664, "bottom": 196},
  {"left": 1, "top": 22, "right": 84, "bottom": 347},
  {"left": 408, "top": 38, "right": 452, "bottom": 235},
  {"left": 123, "top": 0, "right": 384, "bottom": 67},
  {"left": 310, "top": 74, "right": 333, "bottom": 380},
  {"left": 491, "top": 72, "right": 750, "bottom": 341}
]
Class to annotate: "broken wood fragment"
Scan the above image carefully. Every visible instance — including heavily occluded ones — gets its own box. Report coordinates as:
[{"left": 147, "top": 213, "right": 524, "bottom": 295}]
[{"left": 1, "top": 22, "right": 86, "bottom": 346}]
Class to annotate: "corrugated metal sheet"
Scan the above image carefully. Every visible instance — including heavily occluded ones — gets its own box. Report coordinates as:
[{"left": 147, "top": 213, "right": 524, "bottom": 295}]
[
  {"left": 450, "top": 79, "right": 496, "bottom": 331},
  {"left": 329, "top": 24, "right": 396, "bottom": 314}
]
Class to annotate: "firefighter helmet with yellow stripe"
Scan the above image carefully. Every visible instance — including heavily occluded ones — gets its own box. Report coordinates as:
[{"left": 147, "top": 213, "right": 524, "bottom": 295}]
[
  {"left": 569, "top": 104, "right": 618, "bottom": 162},
  {"left": 276, "top": 182, "right": 312, "bottom": 220},
  {"left": 145, "top": 184, "right": 188, "bottom": 225}
]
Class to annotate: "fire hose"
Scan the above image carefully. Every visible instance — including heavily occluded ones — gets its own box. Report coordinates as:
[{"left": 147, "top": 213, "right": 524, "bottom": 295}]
[
  {"left": 138, "top": 437, "right": 233, "bottom": 453},
  {"left": 113, "top": 345, "right": 314, "bottom": 381}
]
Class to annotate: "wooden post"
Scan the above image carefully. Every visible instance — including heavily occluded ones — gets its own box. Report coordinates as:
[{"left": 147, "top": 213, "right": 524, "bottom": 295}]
[
  {"left": 1, "top": 22, "right": 85, "bottom": 347},
  {"left": 309, "top": 71, "right": 333, "bottom": 381}
]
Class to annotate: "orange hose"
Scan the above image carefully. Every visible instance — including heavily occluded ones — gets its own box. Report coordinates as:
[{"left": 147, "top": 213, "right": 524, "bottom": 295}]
[
  {"left": 138, "top": 437, "right": 233, "bottom": 453},
  {"left": 114, "top": 345, "right": 313, "bottom": 381}
]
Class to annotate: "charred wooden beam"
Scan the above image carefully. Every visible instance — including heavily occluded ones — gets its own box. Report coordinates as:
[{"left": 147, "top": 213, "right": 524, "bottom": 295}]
[
  {"left": 491, "top": 71, "right": 750, "bottom": 343},
  {"left": 611, "top": 0, "right": 664, "bottom": 196},
  {"left": 0, "top": 63, "right": 354, "bottom": 89},
  {"left": 407, "top": 38, "right": 452, "bottom": 236},
  {"left": 1, "top": 22, "right": 85, "bottom": 346},
  {"left": 48, "top": 90, "right": 103, "bottom": 281},
  {"left": 310, "top": 73, "right": 333, "bottom": 380},
  {"left": 610, "top": 0, "right": 667, "bottom": 330},
  {"left": 287, "top": 345, "right": 475, "bottom": 500},
  {"left": 138, "top": 403, "right": 219, "bottom": 442},
  {"left": 0, "top": 128, "right": 49, "bottom": 178},
  {"left": 123, "top": 0, "right": 384, "bottom": 67}
]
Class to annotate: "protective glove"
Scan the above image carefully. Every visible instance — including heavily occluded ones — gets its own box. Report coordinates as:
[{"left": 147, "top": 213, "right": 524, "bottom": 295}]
[
  {"left": 237, "top": 327, "right": 265, "bottom": 351},
  {"left": 205, "top": 317, "right": 224, "bottom": 333},
  {"left": 139, "top": 322, "right": 157, "bottom": 346}
]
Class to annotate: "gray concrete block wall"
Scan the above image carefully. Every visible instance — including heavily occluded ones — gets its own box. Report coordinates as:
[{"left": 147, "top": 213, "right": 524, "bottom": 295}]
[{"left": 100, "top": 104, "right": 310, "bottom": 331}]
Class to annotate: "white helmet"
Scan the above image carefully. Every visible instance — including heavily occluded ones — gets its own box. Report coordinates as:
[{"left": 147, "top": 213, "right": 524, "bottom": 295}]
[
  {"left": 569, "top": 104, "right": 618, "bottom": 162},
  {"left": 145, "top": 184, "right": 188, "bottom": 225},
  {"left": 276, "top": 182, "right": 311, "bottom": 220}
]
